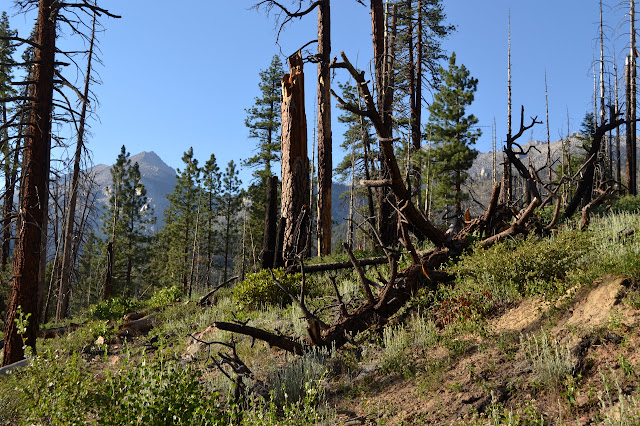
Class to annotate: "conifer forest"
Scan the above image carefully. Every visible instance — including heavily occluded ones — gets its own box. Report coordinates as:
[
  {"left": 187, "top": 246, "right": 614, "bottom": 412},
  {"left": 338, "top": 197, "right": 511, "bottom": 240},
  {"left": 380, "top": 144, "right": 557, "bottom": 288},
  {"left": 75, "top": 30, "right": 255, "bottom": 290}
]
[{"left": 4, "top": 0, "right": 640, "bottom": 424}]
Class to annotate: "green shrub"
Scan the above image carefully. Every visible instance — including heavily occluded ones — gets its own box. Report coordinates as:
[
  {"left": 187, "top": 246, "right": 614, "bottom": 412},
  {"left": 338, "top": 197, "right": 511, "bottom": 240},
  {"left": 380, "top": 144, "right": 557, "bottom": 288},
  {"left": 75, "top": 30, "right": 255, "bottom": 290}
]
[
  {"left": 0, "top": 350, "right": 92, "bottom": 424},
  {"left": 450, "top": 230, "right": 592, "bottom": 312},
  {"left": 95, "top": 355, "right": 223, "bottom": 424},
  {"left": 610, "top": 195, "right": 640, "bottom": 214},
  {"left": 87, "top": 297, "right": 144, "bottom": 320},
  {"left": 233, "top": 268, "right": 307, "bottom": 310},
  {"left": 148, "top": 285, "right": 182, "bottom": 307}
]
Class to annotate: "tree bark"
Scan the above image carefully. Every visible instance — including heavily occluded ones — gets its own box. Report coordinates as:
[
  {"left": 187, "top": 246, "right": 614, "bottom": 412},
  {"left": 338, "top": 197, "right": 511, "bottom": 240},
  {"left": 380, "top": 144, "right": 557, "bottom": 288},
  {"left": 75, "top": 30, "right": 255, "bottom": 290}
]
[
  {"left": 3, "top": 0, "right": 56, "bottom": 366},
  {"left": 260, "top": 175, "right": 278, "bottom": 269},
  {"left": 280, "top": 52, "right": 310, "bottom": 265},
  {"left": 316, "top": 0, "right": 332, "bottom": 256}
]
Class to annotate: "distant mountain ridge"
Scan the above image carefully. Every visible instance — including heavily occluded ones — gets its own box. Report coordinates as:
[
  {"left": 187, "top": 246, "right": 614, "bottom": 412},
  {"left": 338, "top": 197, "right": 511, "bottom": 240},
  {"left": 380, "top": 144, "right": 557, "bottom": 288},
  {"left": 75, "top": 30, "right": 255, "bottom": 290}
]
[
  {"left": 89, "top": 151, "right": 177, "bottom": 228},
  {"left": 88, "top": 138, "right": 631, "bottom": 233}
]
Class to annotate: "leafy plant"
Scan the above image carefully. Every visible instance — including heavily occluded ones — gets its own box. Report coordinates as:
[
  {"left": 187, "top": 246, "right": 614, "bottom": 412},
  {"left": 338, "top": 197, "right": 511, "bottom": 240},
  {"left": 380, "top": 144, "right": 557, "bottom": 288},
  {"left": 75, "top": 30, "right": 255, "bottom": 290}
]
[
  {"left": 95, "top": 353, "right": 223, "bottom": 424},
  {"left": 610, "top": 195, "right": 640, "bottom": 214},
  {"left": 148, "top": 285, "right": 182, "bottom": 307},
  {"left": 233, "top": 268, "right": 309, "bottom": 310},
  {"left": 450, "top": 231, "right": 592, "bottom": 313},
  {"left": 87, "top": 296, "right": 144, "bottom": 320},
  {"left": 269, "top": 347, "right": 329, "bottom": 406}
]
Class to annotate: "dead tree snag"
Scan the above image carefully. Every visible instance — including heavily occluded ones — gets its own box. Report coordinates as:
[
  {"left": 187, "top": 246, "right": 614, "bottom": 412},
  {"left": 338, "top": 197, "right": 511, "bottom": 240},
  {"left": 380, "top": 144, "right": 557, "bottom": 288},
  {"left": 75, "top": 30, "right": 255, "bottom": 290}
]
[
  {"left": 280, "top": 51, "right": 310, "bottom": 265},
  {"left": 3, "top": 0, "right": 57, "bottom": 366}
]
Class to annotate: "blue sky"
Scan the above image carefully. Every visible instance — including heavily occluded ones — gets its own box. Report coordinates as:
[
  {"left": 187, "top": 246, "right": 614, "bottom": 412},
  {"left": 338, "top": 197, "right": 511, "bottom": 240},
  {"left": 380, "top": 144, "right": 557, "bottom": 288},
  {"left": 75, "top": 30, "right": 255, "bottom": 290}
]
[{"left": 3, "top": 1, "right": 632, "bottom": 186}]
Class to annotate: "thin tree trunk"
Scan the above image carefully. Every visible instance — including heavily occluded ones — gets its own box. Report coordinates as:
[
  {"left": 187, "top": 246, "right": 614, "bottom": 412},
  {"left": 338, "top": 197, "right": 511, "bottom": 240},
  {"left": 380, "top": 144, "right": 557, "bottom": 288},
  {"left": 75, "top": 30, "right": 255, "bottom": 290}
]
[
  {"left": 626, "top": 55, "right": 635, "bottom": 194},
  {"left": 545, "top": 72, "right": 552, "bottom": 185},
  {"left": 316, "top": 0, "right": 332, "bottom": 256},
  {"left": 500, "top": 13, "right": 513, "bottom": 204},
  {"left": 188, "top": 192, "right": 201, "bottom": 298},
  {"left": 56, "top": 12, "right": 95, "bottom": 320}
]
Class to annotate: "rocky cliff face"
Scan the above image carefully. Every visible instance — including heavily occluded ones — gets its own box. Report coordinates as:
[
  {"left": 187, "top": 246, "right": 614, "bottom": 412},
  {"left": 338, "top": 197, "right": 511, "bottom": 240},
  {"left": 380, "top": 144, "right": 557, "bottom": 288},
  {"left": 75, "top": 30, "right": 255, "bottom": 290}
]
[{"left": 88, "top": 151, "right": 177, "bottom": 229}]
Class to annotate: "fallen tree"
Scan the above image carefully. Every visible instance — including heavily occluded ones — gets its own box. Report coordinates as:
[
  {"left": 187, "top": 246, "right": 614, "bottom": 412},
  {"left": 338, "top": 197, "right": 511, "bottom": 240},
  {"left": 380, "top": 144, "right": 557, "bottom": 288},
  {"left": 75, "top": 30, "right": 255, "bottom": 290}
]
[{"left": 198, "top": 52, "right": 546, "bottom": 357}]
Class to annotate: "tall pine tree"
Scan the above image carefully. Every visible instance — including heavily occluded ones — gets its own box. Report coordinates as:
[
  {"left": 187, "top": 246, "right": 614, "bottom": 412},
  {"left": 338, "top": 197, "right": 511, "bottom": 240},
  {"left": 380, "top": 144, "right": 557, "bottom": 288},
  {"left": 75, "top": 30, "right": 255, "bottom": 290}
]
[
  {"left": 161, "top": 148, "right": 201, "bottom": 292},
  {"left": 244, "top": 55, "right": 284, "bottom": 256},
  {"left": 425, "top": 52, "right": 480, "bottom": 222},
  {"left": 102, "top": 146, "right": 153, "bottom": 297},
  {"left": 201, "top": 154, "right": 221, "bottom": 287},
  {"left": 220, "top": 160, "right": 242, "bottom": 283}
]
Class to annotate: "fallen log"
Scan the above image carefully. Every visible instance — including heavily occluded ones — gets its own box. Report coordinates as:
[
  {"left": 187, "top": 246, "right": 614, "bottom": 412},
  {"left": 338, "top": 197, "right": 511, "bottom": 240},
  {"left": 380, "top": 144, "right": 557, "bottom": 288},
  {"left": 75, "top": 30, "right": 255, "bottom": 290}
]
[
  {"left": 212, "top": 322, "right": 304, "bottom": 355},
  {"left": 117, "top": 314, "right": 155, "bottom": 338},
  {"left": 287, "top": 256, "right": 389, "bottom": 273},
  {"left": 0, "top": 358, "right": 30, "bottom": 376},
  {"left": 198, "top": 276, "right": 239, "bottom": 307},
  {"left": 37, "top": 323, "right": 83, "bottom": 339},
  {"left": 123, "top": 304, "right": 175, "bottom": 322}
]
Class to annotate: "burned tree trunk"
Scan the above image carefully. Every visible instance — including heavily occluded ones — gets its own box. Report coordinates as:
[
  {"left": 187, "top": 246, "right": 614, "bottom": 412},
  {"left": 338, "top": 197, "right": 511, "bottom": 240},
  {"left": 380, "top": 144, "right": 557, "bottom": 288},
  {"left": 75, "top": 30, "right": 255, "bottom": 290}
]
[
  {"left": 564, "top": 106, "right": 625, "bottom": 219},
  {"left": 103, "top": 241, "right": 114, "bottom": 300},
  {"left": 626, "top": 55, "right": 637, "bottom": 195},
  {"left": 371, "top": 0, "right": 398, "bottom": 247},
  {"left": 260, "top": 175, "right": 278, "bottom": 269},
  {"left": 280, "top": 51, "right": 310, "bottom": 266},
  {"left": 3, "top": 0, "right": 57, "bottom": 366},
  {"left": 316, "top": 0, "right": 332, "bottom": 256}
]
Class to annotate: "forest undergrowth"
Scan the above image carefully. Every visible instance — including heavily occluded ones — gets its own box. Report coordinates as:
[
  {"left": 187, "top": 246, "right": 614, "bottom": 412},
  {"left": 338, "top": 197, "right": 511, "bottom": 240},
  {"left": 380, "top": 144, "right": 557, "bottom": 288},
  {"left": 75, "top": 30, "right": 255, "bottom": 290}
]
[{"left": 1, "top": 206, "right": 640, "bottom": 424}]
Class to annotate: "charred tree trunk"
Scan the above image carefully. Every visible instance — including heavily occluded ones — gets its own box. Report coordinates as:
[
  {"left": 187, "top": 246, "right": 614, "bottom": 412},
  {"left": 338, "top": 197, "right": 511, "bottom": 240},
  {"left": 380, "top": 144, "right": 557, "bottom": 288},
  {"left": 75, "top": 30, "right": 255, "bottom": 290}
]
[
  {"left": 371, "top": 0, "right": 398, "bottom": 247},
  {"left": 3, "top": 0, "right": 57, "bottom": 366},
  {"left": 626, "top": 55, "right": 636, "bottom": 195},
  {"left": 500, "top": 15, "right": 513, "bottom": 204},
  {"left": 316, "top": 0, "right": 332, "bottom": 256},
  {"left": 260, "top": 176, "right": 278, "bottom": 269},
  {"left": 564, "top": 106, "right": 625, "bottom": 219},
  {"left": 103, "top": 241, "right": 114, "bottom": 300},
  {"left": 281, "top": 52, "right": 310, "bottom": 266}
]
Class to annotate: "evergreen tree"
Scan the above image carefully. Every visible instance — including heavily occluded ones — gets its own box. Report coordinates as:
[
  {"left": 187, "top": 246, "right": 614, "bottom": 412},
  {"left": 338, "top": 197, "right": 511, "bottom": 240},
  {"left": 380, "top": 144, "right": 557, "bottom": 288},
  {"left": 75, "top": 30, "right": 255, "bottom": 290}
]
[
  {"left": 220, "top": 160, "right": 242, "bottom": 283},
  {"left": 201, "top": 154, "right": 221, "bottom": 287},
  {"left": 162, "top": 148, "right": 201, "bottom": 292},
  {"left": 120, "top": 161, "right": 154, "bottom": 293},
  {"left": 102, "top": 146, "right": 153, "bottom": 296},
  {"left": 425, "top": 52, "right": 480, "bottom": 219},
  {"left": 334, "top": 81, "right": 378, "bottom": 247},
  {"left": 244, "top": 55, "right": 285, "bottom": 255},
  {"left": 76, "top": 231, "right": 104, "bottom": 309}
]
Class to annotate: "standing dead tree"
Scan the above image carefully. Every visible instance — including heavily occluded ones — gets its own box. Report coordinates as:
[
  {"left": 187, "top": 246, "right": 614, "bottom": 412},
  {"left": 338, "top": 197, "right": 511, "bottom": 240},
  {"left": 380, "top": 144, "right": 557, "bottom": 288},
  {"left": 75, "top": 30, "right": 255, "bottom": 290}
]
[
  {"left": 563, "top": 106, "right": 626, "bottom": 219},
  {"left": 56, "top": 8, "right": 98, "bottom": 320},
  {"left": 502, "top": 106, "right": 542, "bottom": 202},
  {"left": 253, "top": 0, "right": 334, "bottom": 255},
  {"left": 1, "top": 0, "right": 119, "bottom": 366},
  {"left": 280, "top": 51, "right": 310, "bottom": 265}
]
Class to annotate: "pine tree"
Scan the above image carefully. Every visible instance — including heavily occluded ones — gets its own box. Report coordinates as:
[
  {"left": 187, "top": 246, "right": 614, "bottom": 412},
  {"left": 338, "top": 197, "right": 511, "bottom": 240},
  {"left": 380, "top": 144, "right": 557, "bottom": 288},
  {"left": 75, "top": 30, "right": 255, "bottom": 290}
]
[
  {"left": 101, "top": 146, "right": 153, "bottom": 296},
  {"left": 244, "top": 55, "right": 284, "bottom": 255},
  {"left": 102, "top": 145, "right": 129, "bottom": 299},
  {"left": 162, "top": 148, "right": 200, "bottom": 292},
  {"left": 425, "top": 52, "right": 480, "bottom": 220},
  {"left": 201, "top": 154, "right": 221, "bottom": 287},
  {"left": 120, "top": 161, "right": 154, "bottom": 294},
  {"left": 220, "top": 160, "right": 242, "bottom": 283},
  {"left": 334, "top": 81, "right": 378, "bottom": 246}
]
